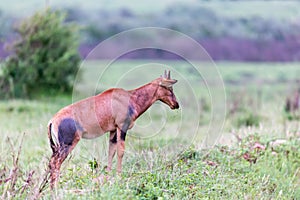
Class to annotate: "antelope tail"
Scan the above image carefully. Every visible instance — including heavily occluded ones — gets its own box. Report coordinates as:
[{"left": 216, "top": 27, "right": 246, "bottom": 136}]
[{"left": 48, "top": 123, "right": 57, "bottom": 152}]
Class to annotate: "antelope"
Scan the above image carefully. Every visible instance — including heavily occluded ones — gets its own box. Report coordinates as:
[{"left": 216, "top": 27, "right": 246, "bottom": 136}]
[{"left": 47, "top": 70, "right": 179, "bottom": 188}]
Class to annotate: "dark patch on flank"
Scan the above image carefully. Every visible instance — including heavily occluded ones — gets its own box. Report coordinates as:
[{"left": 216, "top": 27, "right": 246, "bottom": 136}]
[
  {"left": 122, "top": 121, "right": 130, "bottom": 135},
  {"left": 121, "top": 105, "right": 135, "bottom": 134},
  {"left": 58, "top": 118, "right": 78, "bottom": 146},
  {"left": 110, "top": 132, "right": 117, "bottom": 143},
  {"left": 120, "top": 130, "right": 127, "bottom": 141},
  {"left": 128, "top": 105, "right": 135, "bottom": 118}
]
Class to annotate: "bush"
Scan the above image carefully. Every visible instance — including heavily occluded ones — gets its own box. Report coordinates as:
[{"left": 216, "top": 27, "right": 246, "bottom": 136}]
[
  {"left": 236, "top": 112, "right": 261, "bottom": 128},
  {"left": 0, "top": 8, "right": 80, "bottom": 98}
]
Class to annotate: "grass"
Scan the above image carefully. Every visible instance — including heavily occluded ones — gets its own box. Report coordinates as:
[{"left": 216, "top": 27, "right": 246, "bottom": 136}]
[
  {"left": 66, "top": 137, "right": 299, "bottom": 199},
  {"left": 201, "top": 1, "right": 300, "bottom": 20},
  {"left": 0, "top": 61, "right": 300, "bottom": 199},
  {"left": 1, "top": 0, "right": 300, "bottom": 20},
  {"left": 2, "top": 129, "right": 299, "bottom": 199}
]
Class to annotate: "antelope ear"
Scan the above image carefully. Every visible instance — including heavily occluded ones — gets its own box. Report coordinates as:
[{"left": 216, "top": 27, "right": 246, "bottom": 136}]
[{"left": 160, "top": 79, "right": 177, "bottom": 88}]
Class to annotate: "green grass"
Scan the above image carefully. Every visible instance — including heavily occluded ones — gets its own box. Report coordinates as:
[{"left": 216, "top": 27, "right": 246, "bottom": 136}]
[
  {"left": 0, "top": 61, "right": 300, "bottom": 199},
  {"left": 0, "top": 0, "right": 176, "bottom": 16},
  {"left": 1, "top": 0, "right": 300, "bottom": 20},
  {"left": 201, "top": 1, "right": 300, "bottom": 20},
  {"left": 52, "top": 138, "right": 300, "bottom": 199}
]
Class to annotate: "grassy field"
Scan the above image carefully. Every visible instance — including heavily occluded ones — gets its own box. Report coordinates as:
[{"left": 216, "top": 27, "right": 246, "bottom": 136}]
[
  {"left": 0, "top": 61, "right": 300, "bottom": 199},
  {"left": 1, "top": 0, "right": 300, "bottom": 20}
]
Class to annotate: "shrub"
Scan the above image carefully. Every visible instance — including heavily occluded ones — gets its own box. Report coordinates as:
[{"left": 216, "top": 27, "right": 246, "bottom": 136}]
[
  {"left": 236, "top": 112, "right": 261, "bottom": 128},
  {"left": 0, "top": 8, "right": 80, "bottom": 98}
]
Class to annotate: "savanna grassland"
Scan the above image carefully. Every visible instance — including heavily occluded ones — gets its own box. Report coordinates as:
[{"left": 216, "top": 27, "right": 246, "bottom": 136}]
[{"left": 0, "top": 61, "right": 300, "bottom": 199}]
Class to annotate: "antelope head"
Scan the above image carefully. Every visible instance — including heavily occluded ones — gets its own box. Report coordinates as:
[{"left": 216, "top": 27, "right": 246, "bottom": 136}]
[{"left": 157, "top": 70, "right": 179, "bottom": 110}]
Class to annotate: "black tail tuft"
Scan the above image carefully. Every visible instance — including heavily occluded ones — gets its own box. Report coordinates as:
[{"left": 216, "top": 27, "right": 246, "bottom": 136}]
[{"left": 48, "top": 123, "right": 56, "bottom": 152}]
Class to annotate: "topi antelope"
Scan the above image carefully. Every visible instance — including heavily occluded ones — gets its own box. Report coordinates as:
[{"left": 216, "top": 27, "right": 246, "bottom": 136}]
[{"left": 47, "top": 70, "right": 179, "bottom": 188}]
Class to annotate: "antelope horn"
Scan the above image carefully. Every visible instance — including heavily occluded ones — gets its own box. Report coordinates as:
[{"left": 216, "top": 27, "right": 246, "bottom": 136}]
[
  {"left": 168, "top": 70, "right": 171, "bottom": 79},
  {"left": 164, "top": 70, "right": 167, "bottom": 78}
]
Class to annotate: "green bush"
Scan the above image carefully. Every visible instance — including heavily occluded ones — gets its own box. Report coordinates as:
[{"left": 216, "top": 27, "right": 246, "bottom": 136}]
[
  {"left": 0, "top": 8, "right": 80, "bottom": 98},
  {"left": 236, "top": 112, "right": 261, "bottom": 128}
]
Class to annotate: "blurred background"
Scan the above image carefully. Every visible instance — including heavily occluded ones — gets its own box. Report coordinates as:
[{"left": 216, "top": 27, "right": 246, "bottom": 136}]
[
  {"left": 1, "top": 0, "right": 300, "bottom": 61},
  {"left": 0, "top": 0, "right": 300, "bottom": 149},
  {"left": 0, "top": 0, "right": 299, "bottom": 147}
]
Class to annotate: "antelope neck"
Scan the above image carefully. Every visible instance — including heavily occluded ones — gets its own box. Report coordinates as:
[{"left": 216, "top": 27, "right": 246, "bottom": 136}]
[{"left": 130, "top": 83, "right": 160, "bottom": 119}]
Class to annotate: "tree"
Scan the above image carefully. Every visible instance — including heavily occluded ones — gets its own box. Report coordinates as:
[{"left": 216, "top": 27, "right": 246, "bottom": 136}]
[{"left": 0, "top": 8, "right": 81, "bottom": 98}]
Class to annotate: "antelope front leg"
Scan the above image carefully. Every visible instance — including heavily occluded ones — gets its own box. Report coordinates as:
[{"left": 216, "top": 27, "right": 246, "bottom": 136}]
[
  {"left": 107, "top": 130, "right": 117, "bottom": 172},
  {"left": 116, "top": 128, "right": 126, "bottom": 174}
]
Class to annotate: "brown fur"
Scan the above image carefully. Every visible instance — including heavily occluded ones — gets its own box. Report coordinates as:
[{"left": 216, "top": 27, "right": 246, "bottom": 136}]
[{"left": 47, "top": 72, "right": 179, "bottom": 189}]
